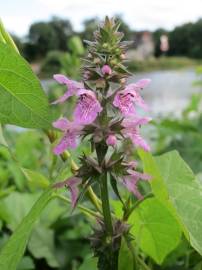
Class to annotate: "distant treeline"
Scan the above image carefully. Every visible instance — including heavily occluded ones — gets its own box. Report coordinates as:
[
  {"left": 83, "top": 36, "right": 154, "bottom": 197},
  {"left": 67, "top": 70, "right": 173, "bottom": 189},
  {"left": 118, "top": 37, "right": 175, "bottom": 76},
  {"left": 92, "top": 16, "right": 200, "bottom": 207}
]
[
  {"left": 12, "top": 16, "right": 202, "bottom": 61},
  {"left": 154, "top": 19, "right": 202, "bottom": 59}
]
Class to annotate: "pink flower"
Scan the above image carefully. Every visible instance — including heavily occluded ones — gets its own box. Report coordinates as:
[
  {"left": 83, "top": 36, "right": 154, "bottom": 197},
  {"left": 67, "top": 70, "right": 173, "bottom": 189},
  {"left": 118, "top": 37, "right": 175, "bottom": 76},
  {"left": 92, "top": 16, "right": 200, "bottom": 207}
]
[
  {"left": 113, "top": 79, "right": 150, "bottom": 116},
  {"left": 73, "top": 89, "right": 102, "bottom": 125},
  {"left": 53, "top": 118, "right": 83, "bottom": 155},
  {"left": 122, "top": 117, "right": 151, "bottom": 151},
  {"left": 123, "top": 170, "right": 151, "bottom": 199},
  {"left": 101, "top": 65, "right": 112, "bottom": 75},
  {"left": 106, "top": 134, "right": 117, "bottom": 146},
  {"left": 54, "top": 177, "right": 82, "bottom": 208},
  {"left": 52, "top": 74, "right": 83, "bottom": 104}
]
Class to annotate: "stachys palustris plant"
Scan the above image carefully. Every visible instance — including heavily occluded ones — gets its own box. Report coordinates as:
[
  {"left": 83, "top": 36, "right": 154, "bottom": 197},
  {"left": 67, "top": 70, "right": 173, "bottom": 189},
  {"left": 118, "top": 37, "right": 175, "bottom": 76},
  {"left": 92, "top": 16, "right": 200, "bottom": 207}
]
[{"left": 52, "top": 17, "right": 152, "bottom": 270}]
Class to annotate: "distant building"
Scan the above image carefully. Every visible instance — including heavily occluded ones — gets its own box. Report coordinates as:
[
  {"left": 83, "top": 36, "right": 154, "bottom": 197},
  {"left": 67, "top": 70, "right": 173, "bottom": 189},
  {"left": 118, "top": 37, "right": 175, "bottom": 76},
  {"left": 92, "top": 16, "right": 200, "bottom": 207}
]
[{"left": 127, "top": 31, "right": 155, "bottom": 61}]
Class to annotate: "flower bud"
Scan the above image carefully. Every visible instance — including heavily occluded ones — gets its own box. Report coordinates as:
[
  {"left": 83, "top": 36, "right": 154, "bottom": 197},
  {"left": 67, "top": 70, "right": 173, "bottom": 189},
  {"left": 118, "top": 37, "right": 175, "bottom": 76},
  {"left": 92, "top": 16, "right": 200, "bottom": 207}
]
[
  {"left": 110, "top": 59, "right": 118, "bottom": 66},
  {"left": 106, "top": 134, "right": 117, "bottom": 147},
  {"left": 115, "top": 48, "right": 120, "bottom": 54},
  {"left": 101, "top": 65, "right": 112, "bottom": 75}
]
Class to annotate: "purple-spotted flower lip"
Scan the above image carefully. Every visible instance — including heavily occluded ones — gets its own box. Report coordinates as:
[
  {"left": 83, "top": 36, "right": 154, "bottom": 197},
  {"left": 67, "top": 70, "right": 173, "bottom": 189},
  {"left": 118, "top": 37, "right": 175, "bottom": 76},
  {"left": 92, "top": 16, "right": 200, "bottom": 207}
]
[
  {"left": 53, "top": 117, "right": 83, "bottom": 155},
  {"left": 73, "top": 89, "right": 102, "bottom": 125},
  {"left": 113, "top": 78, "right": 151, "bottom": 116},
  {"left": 52, "top": 74, "right": 83, "bottom": 104}
]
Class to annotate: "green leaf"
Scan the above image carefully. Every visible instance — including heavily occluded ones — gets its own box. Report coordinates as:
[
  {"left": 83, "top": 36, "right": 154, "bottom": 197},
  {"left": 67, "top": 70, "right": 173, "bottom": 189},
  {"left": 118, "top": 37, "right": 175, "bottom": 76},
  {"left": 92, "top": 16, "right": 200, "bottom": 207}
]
[
  {"left": 139, "top": 150, "right": 202, "bottom": 256},
  {"left": 0, "top": 42, "right": 51, "bottom": 129},
  {"left": 28, "top": 226, "right": 59, "bottom": 267},
  {"left": 118, "top": 238, "right": 133, "bottom": 270},
  {"left": 0, "top": 188, "right": 54, "bottom": 270},
  {"left": 1, "top": 192, "right": 40, "bottom": 231},
  {"left": 155, "top": 151, "right": 202, "bottom": 256},
  {"left": 21, "top": 168, "right": 50, "bottom": 189},
  {"left": 17, "top": 256, "right": 35, "bottom": 270},
  {"left": 129, "top": 197, "right": 181, "bottom": 264},
  {"left": 79, "top": 256, "right": 97, "bottom": 270}
]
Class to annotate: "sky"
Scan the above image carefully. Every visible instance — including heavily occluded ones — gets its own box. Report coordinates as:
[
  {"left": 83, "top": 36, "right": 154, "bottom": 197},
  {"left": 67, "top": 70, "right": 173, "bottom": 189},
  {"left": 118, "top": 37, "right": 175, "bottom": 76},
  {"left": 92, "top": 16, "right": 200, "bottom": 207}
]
[{"left": 1, "top": 0, "right": 202, "bottom": 36}]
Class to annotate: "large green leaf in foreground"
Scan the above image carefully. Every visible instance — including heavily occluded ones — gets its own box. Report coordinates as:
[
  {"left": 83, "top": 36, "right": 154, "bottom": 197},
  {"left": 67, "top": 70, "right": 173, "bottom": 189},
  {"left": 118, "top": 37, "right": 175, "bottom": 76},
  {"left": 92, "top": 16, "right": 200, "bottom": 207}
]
[
  {"left": 0, "top": 42, "right": 51, "bottom": 128},
  {"left": 0, "top": 189, "right": 54, "bottom": 270},
  {"left": 129, "top": 198, "right": 181, "bottom": 264},
  {"left": 140, "top": 150, "right": 202, "bottom": 256}
]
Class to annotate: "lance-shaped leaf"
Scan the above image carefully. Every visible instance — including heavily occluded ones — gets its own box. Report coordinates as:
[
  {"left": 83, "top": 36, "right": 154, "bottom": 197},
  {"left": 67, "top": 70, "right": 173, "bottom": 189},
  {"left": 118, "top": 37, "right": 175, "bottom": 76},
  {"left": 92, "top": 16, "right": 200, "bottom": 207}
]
[{"left": 0, "top": 42, "right": 51, "bottom": 129}]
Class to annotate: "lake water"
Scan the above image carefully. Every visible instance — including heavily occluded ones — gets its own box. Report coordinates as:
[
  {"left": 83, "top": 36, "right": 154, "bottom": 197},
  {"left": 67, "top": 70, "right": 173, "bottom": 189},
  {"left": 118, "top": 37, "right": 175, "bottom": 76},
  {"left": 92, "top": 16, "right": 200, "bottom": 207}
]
[
  {"left": 129, "top": 69, "right": 201, "bottom": 117},
  {"left": 42, "top": 68, "right": 201, "bottom": 118}
]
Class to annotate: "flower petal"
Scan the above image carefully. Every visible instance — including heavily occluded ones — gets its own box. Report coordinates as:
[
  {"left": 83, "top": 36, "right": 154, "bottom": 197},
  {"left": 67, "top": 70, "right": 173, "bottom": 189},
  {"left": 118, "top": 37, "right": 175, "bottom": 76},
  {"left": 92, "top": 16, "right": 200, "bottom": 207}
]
[
  {"left": 123, "top": 176, "right": 143, "bottom": 199},
  {"left": 53, "top": 118, "right": 70, "bottom": 131},
  {"left": 53, "top": 74, "right": 69, "bottom": 84},
  {"left": 113, "top": 91, "right": 136, "bottom": 116},
  {"left": 67, "top": 177, "right": 82, "bottom": 208},
  {"left": 53, "top": 74, "right": 83, "bottom": 104},
  {"left": 53, "top": 131, "right": 77, "bottom": 155},
  {"left": 135, "top": 78, "right": 151, "bottom": 89},
  {"left": 74, "top": 90, "right": 102, "bottom": 124},
  {"left": 131, "top": 133, "right": 150, "bottom": 152}
]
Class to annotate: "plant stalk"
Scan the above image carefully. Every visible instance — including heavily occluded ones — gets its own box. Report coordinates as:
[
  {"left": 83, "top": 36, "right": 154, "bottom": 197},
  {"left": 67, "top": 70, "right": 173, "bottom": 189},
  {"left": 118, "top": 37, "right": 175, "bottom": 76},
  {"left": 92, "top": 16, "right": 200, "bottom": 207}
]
[{"left": 100, "top": 172, "right": 113, "bottom": 235}]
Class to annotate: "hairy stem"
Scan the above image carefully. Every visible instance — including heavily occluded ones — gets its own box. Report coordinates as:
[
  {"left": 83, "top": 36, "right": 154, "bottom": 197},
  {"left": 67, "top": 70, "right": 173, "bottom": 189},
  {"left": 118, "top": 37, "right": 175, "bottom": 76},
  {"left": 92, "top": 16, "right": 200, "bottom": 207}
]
[{"left": 100, "top": 172, "right": 113, "bottom": 235}]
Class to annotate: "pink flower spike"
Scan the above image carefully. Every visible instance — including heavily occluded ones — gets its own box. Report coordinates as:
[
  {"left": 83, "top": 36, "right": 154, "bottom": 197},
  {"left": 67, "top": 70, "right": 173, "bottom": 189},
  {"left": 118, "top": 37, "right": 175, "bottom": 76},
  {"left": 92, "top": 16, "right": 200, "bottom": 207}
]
[
  {"left": 106, "top": 134, "right": 117, "bottom": 147},
  {"left": 74, "top": 89, "right": 102, "bottom": 125},
  {"left": 122, "top": 117, "right": 151, "bottom": 152},
  {"left": 53, "top": 118, "right": 83, "bottom": 155},
  {"left": 101, "top": 65, "right": 112, "bottom": 75},
  {"left": 52, "top": 74, "right": 83, "bottom": 104}
]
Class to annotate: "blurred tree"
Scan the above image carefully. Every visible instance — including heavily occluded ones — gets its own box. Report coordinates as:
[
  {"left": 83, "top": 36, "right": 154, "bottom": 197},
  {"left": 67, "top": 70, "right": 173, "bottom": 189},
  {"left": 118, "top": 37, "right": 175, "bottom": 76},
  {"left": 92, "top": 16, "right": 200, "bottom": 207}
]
[
  {"left": 80, "top": 17, "right": 100, "bottom": 42},
  {"left": 50, "top": 17, "right": 73, "bottom": 51},
  {"left": 168, "top": 19, "right": 202, "bottom": 58},
  {"left": 41, "top": 35, "right": 85, "bottom": 78},
  {"left": 29, "top": 21, "right": 59, "bottom": 56},
  {"left": 25, "top": 17, "right": 73, "bottom": 60}
]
